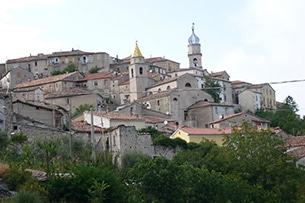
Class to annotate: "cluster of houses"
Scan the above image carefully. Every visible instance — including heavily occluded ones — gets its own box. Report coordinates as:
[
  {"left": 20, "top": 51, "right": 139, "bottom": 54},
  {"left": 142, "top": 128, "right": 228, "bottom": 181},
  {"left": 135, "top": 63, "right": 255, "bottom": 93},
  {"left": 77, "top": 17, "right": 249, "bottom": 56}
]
[{"left": 0, "top": 24, "right": 301, "bottom": 166}]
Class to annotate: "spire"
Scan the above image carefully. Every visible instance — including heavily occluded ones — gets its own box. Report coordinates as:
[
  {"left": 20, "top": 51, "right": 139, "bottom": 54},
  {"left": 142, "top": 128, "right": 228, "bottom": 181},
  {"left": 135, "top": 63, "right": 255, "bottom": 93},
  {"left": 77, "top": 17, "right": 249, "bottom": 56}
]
[
  {"left": 132, "top": 41, "right": 143, "bottom": 57},
  {"left": 188, "top": 23, "right": 200, "bottom": 44}
]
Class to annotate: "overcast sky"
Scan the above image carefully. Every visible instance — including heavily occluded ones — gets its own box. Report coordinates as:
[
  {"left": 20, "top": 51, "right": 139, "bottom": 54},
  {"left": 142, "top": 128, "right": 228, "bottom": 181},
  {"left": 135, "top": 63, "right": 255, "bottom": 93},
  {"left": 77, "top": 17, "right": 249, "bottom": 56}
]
[{"left": 1, "top": 0, "right": 305, "bottom": 115}]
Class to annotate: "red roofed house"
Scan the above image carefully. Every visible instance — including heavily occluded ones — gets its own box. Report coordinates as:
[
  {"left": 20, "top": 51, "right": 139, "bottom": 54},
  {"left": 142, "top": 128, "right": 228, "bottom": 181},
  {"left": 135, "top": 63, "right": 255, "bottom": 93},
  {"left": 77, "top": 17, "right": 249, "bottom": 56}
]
[{"left": 170, "top": 126, "right": 232, "bottom": 145}]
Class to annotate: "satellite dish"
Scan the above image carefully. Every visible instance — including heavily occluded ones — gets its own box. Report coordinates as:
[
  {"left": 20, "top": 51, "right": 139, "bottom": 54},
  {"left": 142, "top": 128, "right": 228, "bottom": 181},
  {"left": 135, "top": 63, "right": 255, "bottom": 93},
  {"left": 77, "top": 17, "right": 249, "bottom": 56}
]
[
  {"left": 164, "top": 120, "right": 168, "bottom": 125},
  {"left": 166, "top": 111, "right": 169, "bottom": 115},
  {"left": 219, "top": 114, "right": 224, "bottom": 119}
]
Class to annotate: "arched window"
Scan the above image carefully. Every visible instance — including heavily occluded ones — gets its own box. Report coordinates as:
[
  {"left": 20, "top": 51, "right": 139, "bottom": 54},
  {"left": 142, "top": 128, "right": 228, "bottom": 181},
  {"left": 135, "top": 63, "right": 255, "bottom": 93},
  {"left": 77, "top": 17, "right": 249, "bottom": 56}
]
[
  {"left": 157, "top": 100, "right": 160, "bottom": 106},
  {"left": 167, "top": 86, "right": 170, "bottom": 90},
  {"left": 131, "top": 69, "right": 134, "bottom": 77},
  {"left": 185, "top": 83, "right": 191, "bottom": 88},
  {"left": 193, "top": 58, "right": 198, "bottom": 66},
  {"left": 173, "top": 98, "right": 178, "bottom": 101},
  {"left": 139, "top": 67, "right": 143, "bottom": 74},
  {"left": 158, "top": 88, "right": 161, "bottom": 92}
]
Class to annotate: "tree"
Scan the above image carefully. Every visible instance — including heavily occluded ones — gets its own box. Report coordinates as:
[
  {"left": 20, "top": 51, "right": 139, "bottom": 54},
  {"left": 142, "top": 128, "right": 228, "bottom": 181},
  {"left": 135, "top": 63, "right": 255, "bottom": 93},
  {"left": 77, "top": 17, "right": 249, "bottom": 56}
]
[
  {"left": 51, "top": 64, "right": 78, "bottom": 76},
  {"left": 89, "top": 66, "right": 101, "bottom": 74},
  {"left": 203, "top": 76, "right": 221, "bottom": 103},
  {"left": 222, "top": 122, "right": 304, "bottom": 202},
  {"left": 72, "top": 104, "right": 94, "bottom": 118}
]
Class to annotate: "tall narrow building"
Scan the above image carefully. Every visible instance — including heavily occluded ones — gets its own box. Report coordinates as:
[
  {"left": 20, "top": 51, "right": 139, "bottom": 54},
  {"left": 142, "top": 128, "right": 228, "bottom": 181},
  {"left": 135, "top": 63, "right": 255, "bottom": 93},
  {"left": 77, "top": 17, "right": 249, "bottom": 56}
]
[
  {"left": 129, "top": 42, "right": 148, "bottom": 102},
  {"left": 188, "top": 23, "right": 202, "bottom": 68}
]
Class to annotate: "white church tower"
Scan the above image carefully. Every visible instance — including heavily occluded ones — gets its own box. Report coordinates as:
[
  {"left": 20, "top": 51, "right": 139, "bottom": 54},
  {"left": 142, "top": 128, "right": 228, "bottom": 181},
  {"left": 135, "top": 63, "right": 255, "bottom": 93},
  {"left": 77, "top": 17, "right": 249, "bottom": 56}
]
[
  {"left": 129, "top": 42, "right": 148, "bottom": 102},
  {"left": 188, "top": 23, "right": 202, "bottom": 68}
]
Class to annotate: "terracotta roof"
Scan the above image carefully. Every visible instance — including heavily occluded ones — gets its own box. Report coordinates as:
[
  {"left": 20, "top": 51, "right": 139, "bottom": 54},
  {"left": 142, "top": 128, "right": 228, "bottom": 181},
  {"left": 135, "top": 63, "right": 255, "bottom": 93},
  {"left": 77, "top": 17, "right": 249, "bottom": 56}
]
[
  {"left": 50, "top": 50, "right": 91, "bottom": 57},
  {"left": 144, "top": 116, "right": 169, "bottom": 124},
  {"left": 147, "top": 75, "right": 178, "bottom": 89},
  {"left": 14, "top": 72, "right": 82, "bottom": 89},
  {"left": 210, "top": 71, "right": 228, "bottom": 77},
  {"left": 137, "top": 90, "right": 171, "bottom": 101},
  {"left": 119, "top": 80, "right": 130, "bottom": 85},
  {"left": 6, "top": 54, "right": 49, "bottom": 63},
  {"left": 45, "top": 88, "right": 95, "bottom": 99},
  {"left": 145, "top": 56, "right": 179, "bottom": 64},
  {"left": 13, "top": 99, "right": 66, "bottom": 112},
  {"left": 78, "top": 72, "right": 113, "bottom": 81},
  {"left": 231, "top": 80, "right": 251, "bottom": 89},
  {"left": 287, "top": 147, "right": 305, "bottom": 159},
  {"left": 95, "top": 112, "right": 145, "bottom": 121},
  {"left": 180, "top": 127, "right": 232, "bottom": 135},
  {"left": 284, "top": 136, "right": 305, "bottom": 148},
  {"left": 71, "top": 120, "right": 103, "bottom": 133},
  {"left": 209, "top": 112, "right": 270, "bottom": 124},
  {"left": 188, "top": 100, "right": 234, "bottom": 109}
]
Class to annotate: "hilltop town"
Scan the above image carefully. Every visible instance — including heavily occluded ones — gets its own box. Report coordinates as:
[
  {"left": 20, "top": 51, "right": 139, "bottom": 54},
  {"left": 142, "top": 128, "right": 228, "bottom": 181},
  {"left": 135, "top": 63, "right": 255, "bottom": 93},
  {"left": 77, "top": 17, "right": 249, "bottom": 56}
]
[{"left": 0, "top": 24, "right": 283, "bottom": 164}]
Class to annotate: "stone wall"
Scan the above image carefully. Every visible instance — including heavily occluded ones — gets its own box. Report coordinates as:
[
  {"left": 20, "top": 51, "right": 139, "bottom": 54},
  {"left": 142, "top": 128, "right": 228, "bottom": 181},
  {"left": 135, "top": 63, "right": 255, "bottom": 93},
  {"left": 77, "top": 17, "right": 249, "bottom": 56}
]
[{"left": 96, "top": 125, "right": 182, "bottom": 168}]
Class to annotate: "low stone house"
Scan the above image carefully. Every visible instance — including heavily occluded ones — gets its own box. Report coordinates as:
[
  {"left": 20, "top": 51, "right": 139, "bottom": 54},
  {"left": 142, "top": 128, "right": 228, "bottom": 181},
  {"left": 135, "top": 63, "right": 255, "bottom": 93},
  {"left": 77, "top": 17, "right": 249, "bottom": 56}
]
[
  {"left": 97, "top": 125, "right": 181, "bottom": 168},
  {"left": 45, "top": 88, "right": 103, "bottom": 113},
  {"left": 0, "top": 67, "right": 33, "bottom": 89},
  {"left": 185, "top": 100, "right": 235, "bottom": 128},
  {"left": 84, "top": 111, "right": 146, "bottom": 130},
  {"left": 12, "top": 100, "right": 68, "bottom": 129},
  {"left": 170, "top": 126, "right": 232, "bottom": 145},
  {"left": 209, "top": 112, "right": 270, "bottom": 129}
]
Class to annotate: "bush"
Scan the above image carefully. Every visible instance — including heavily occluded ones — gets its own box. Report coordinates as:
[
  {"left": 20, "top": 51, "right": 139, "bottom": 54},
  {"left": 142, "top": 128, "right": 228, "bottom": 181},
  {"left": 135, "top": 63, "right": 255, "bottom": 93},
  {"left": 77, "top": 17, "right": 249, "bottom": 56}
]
[
  {"left": 14, "top": 191, "right": 43, "bottom": 203},
  {"left": 2, "top": 167, "right": 32, "bottom": 191}
]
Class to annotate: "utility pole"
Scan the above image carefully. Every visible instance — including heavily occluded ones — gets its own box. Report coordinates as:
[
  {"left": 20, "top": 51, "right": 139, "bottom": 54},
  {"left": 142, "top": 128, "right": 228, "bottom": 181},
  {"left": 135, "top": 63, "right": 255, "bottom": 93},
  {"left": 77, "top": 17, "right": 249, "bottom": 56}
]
[
  {"left": 90, "top": 108, "right": 96, "bottom": 160},
  {"left": 69, "top": 97, "right": 72, "bottom": 159}
]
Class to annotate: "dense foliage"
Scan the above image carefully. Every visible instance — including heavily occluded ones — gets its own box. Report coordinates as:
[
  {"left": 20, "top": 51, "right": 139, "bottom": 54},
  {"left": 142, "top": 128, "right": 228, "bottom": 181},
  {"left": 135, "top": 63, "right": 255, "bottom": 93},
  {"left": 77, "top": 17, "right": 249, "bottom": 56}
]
[
  {"left": 89, "top": 66, "right": 101, "bottom": 74},
  {"left": 1, "top": 124, "right": 305, "bottom": 202},
  {"left": 51, "top": 64, "right": 78, "bottom": 76},
  {"left": 256, "top": 96, "right": 305, "bottom": 135},
  {"left": 72, "top": 104, "right": 94, "bottom": 118}
]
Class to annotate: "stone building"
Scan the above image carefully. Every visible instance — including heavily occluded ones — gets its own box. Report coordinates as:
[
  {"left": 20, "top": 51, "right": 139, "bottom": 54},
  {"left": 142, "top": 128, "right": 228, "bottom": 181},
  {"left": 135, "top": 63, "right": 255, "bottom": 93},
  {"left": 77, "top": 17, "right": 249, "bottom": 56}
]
[
  {"left": 185, "top": 100, "right": 235, "bottom": 128},
  {"left": 238, "top": 89, "right": 262, "bottom": 113},
  {"left": 0, "top": 67, "right": 33, "bottom": 89},
  {"left": 96, "top": 125, "right": 181, "bottom": 168},
  {"left": 5, "top": 49, "right": 112, "bottom": 77},
  {"left": 209, "top": 112, "right": 270, "bottom": 129}
]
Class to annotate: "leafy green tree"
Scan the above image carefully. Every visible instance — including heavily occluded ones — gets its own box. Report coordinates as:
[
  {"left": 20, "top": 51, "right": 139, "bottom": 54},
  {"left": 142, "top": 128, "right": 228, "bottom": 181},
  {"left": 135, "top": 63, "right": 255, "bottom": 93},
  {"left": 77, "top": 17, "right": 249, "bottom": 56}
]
[
  {"left": 203, "top": 76, "right": 221, "bottom": 103},
  {"left": 138, "top": 126, "right": 164, "bottom": 140},
  {"left": 50, "top": 69, "right": 62, "bottom": 76},
  {"left": 89, "top": 66, "right": 101, "bottom": 74},
  {"left": 223, "top": 122, "right": 303, "bottom": 202},
  {"left": 62, "top": 64, "right": 78, "bottom": 73},
  {"left": 44, "top": 164, "right": 127, "bottom": 203},
  {"left": 121, "top": 150, "right": 150, "bottom": 170},
  {"left": 51, "top": 64, "right": 78, "bottom": 76},
  {"left": 72, "top": 104, "right": 94, "bottom": 118},
  {"left": 0, "top": 130, "right": 9, "bottom": 150}
]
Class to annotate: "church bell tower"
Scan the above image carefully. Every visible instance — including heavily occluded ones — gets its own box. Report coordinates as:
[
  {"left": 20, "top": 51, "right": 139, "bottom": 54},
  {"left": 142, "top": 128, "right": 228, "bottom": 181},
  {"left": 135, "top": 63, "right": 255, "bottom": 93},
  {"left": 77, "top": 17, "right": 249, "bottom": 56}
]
[{"left": 188, "top": 23, "right": 202, "bottom": 68}]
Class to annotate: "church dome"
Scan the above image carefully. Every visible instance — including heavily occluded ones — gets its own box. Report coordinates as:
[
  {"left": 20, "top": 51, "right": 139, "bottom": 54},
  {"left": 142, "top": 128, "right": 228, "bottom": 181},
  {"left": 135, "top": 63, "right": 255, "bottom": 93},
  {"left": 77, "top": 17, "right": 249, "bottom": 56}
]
[{"left": 188, "top": 23, "right": 200, "bottom": 44}]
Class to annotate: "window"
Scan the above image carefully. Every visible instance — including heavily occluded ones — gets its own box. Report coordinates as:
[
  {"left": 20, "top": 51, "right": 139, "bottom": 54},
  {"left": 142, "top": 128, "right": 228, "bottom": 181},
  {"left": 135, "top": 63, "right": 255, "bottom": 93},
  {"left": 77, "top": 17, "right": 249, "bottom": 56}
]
[
  {"left": 17, "top": 72, "right": 21, "bottom": 78},
  {"left": 157, "top": 100, "right": 160, "bottom": 106},
  {"left": 34, "top": 61, "right": 38, "bottom": 66},
  {"left": 66, "top": 98, "right": 70, "bottom": 104},
  {"left": 215, "top": 107, "right": 218, "bottom": 114},
  {"left": 139, "top": 67, "right": 143, "bottom": 74},
  {"left": 131, "top": 69, "right": 134, "bottom": 77},
  {"left": 223, "top": 85, "right": 226, "bottom": 91},
  {"left": 185, "top": 82, "right": 191, "bottom": 88},
  {"left": 173, "top": 98, "right": 178, "bottom": 101},
  {"left": 193, "top": 58, "right": 198, "bottom": 66},
  {"left": 158, "top": 88, "right": 161, "bottom": 92},
  {"left": 167, "top": 86, "right": 170, "bottom": 90},
  {"left": 94, "top": 81, "right": 98, "bottom": 86},
  {"left": 113, "top": 135, "right": 116, "bottom": 146}
]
